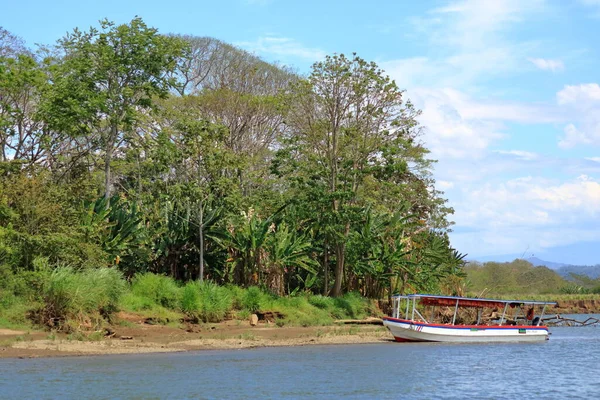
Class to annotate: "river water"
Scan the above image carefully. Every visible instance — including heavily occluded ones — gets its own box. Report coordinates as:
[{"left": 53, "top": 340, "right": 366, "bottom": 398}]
[{"left": 2, "top": 320, "right": 600, "bottom": 399}]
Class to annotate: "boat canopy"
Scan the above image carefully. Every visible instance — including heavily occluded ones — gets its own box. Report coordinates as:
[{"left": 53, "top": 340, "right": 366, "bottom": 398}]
[{"left": 392, "top": 294, "right": 556, "bottom": 309}]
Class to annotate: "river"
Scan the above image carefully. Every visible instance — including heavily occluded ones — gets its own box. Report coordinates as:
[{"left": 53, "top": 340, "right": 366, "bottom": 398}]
[{"left": 1, "top": 319, "right": 599, "bottom": 399}]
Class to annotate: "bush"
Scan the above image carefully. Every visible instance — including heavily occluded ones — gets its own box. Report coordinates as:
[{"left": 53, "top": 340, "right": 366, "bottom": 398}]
[
  {"left": 225, "top": 284, "right": 245, "bottom": 309},
  {"left": 308, "top": 295, "right": 334, "bottom": 310},
  {"left": 180, "top": 281, "right": 201, "bottom": 316},
  {"left": 242, "top": 286, "right": 265, "bottom": 313},
  {"left": 131, "top": 273, "right": 180, "bottom": 309},
  {"left": 267, "top": 295, "right": 333, "bottom": 327},
  {"left": 333, "top": 292, "right": 367, "bottom": 319},
  {"left": 198, "top": 281, "right": 232, "bottom": 323},
  {"left": 41, "top": 267, "right": 126, "bottom": 328},
  {"left": 180, "top": 281, "right": 232, "bottom": 323}
]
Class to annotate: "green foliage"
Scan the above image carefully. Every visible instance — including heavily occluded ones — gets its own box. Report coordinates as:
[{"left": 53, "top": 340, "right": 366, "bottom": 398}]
[
  {"left": 332, "top": 292, "right": 368, "bottom": 319},
  {"left": 0, "top": 19, "right": 460, "bottom": 310},
  {"left": 197, "top": 281, "right": 232, "bottom": 322},
  {"left": 242, "top": 286, "right": 266, "bottom": 313},
  {"left": 465, "top": 259, "right": 569, "bottom": 295},
  {"left": 179, "top": 281, "right": 231, "bottom": 322},
  {"left": 40, "top": 267, "right": 126, "bottom": 328},
  {"left": 224, "top": 284, "right": 245, "bottom": 309},
  {"left": 308, "top": 295, "right": 334, "bottom": 310},
  {"left": 131, "top": 273, "right": 180, "bottom": 309},
  {"left": 180, "top": 281, "right": 201, "bottom": 316}
]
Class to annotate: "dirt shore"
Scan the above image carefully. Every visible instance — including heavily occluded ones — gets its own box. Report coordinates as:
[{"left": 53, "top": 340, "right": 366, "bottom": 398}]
[
  {"left": 0, "top": 316, "right": 392, "bottom": 359},
  {"left": 1, "top": 299, "right": 595, "bottom": 359}
]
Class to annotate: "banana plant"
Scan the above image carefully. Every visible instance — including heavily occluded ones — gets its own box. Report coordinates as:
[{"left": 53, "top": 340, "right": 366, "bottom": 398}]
[
  {"left": 265, "top": 222, "right": 318, "bottom": 295},
  {"left": 80, "top": 195, "right": 145, "bottom": 267}
]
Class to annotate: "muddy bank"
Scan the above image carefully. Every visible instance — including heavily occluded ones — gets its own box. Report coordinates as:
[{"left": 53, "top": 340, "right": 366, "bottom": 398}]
[
  {"left": 0, "top": 318, "right": 391, "bottom": 359},
  {"left": 1, "top": 299, "right": 597, "bottom": 359},
  {"left": 551, "top": 299, "right": 600, "bottom": 314}
]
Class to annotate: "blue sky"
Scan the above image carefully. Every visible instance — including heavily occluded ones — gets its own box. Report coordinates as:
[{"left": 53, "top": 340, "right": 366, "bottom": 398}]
[{"left": 3, "top": 0, "right": 600, "bottom": 264}]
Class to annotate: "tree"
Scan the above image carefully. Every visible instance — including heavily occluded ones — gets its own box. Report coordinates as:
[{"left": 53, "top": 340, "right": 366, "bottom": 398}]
[
  {"left": 41, "top": 17, "right": 187, "bottom": 199},
  {"left": 276, "top": 53, "right": 445, "bottom": 296},
  {"left": 0, "top": 54, "right": 47, "bottom": 164},
  {"left": 174, "top": 36, "right": 296, "bottom": 197},
  {"left": 0, "top": 27, "right": 28, "bottom": 58}
]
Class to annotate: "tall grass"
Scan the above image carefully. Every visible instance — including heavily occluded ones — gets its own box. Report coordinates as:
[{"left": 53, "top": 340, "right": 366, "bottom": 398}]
[
  {"left": 2, "top": 267, "right": 380, "bottom": 330},
  {"left": 41, "top": 267, "right": 126, "bottom": 328},
  {"left": 180, "top": 281, "right": 232, "bottom": 322},
  {"left": 242, "top": 286, "right": 268, "bottom": 313},
  {"left": 130, "top": 273, "right": 180, "bottom": 309}
]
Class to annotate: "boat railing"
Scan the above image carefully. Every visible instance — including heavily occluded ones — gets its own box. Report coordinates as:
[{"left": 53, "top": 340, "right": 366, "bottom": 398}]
[{"left": 390, "top": 295, "right": 554, "bottom": 327}]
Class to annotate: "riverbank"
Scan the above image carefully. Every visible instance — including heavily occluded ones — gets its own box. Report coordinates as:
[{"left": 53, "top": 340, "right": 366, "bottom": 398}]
[
  {"left": 0, "top": 298, "right": 596, "bottom": 359},
  {"left": 0, "top": 316, "right": 391, "bottom": 359}
]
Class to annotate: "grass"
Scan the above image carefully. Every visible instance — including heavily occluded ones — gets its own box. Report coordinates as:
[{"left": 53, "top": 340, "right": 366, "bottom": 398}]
[
  {"left": 1, "top": 270, "right": 381, "bottom": 333},
  {"left": 241, "top": 286, "right": 266, "bottom": 313},
  {"left": 130, "top": 273, "right": 180, "bottom": 309},
  {"left": 180, "top": 281, "right": 232, "bottom": 323},
  {"left": 0, "top": 307, "right": 36, "bottom": 331},
  {"left": 41, "top": 267, "right": 126, "bottom": 328}
]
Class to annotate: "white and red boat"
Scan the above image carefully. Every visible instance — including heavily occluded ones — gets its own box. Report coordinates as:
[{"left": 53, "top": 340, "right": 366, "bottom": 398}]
[{"left": 383, "top": 294, "right": 556, "bottom": 343}]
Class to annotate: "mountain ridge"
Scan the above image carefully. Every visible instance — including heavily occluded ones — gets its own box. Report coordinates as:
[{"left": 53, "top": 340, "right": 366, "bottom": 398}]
[{"left": 470, "top": 255, "right": 600, "bottom": 279}]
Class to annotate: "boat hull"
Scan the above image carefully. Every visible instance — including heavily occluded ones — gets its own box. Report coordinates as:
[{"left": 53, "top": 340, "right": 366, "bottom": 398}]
[{"left": 383, "top": 317, "right": 550, "bottom": 343}]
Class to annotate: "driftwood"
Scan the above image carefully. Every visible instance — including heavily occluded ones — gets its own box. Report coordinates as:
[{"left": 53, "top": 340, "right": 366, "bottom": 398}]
[
  {"left": 335, "top": 318, "right": 383, "bottom": 325},
  {"left": 542, "top": 315, "right": 600, "bottom": 327}
]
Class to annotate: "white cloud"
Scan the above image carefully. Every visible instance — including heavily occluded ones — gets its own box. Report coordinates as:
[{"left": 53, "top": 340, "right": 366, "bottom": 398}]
[
  {"left": 395, "top": 0, "right": 549, "bottom": 89},
  {"left": 236, "top": 36, "right": 326, "bottom": 62},
  {"left": 557, "top": 83, "right": 600, "bottom": 105},
  {"left": 379, "top": 1, "right": 559, "bottom": 165},
  {"left": 450, "top": 175, "right": 600, "bottom": 257},
  {"left": 557, "top": 84, "right": 600, "bottom": 148},
  {"left": 379, "top": 1, "right": 600, "bottom": 259},
  {"left": 528, "top": 57, "right": 564, "bottom": 72},
  {"left": 558, "top": 124, "right": 593, "bottom": 148},
  {"left": 411, "top": 88, "right": 504, "bottom": 159},
  {"left": 399, "top": 87, "right": 559, "bottom": 162},
  {"left": 437, "top": 180, "right": 455, "bottom": 190},
  {"left": 429, "top": 0, "right": 545, "bottom": 51},
  {"left": 495, "top": 150, "right": 539, "bottom": 161}
]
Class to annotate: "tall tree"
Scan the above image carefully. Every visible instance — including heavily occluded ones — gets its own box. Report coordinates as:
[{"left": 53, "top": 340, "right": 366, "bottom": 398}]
[
  {"left": 0, "top": 54, "right": 47, "bottom": 164},
  {"left": 276, "top": 53, "right": 449, "bottom": 296},
  {"left": 41, "top": 17, "right": 187, "bottom": 198}
]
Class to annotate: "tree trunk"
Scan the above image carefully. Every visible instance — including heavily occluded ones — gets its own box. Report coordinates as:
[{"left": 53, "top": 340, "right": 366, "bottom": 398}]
[
  {"left": 104, "top": 124, "right": 117, "bottom": 200},
  {"left": 332, "top": 243, "right": 345, "bottom": 297},
  {"left": 198, "top": 199, "right": 204, "bottom": 281},
  {"left": 323, "top": 240, "right": 329, "bottom": 296}
]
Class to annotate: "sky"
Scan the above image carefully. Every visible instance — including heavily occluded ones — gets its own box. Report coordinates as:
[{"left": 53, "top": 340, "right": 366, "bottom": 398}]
[{"left": 3, "top": 0, "right": 600, "bottom": 265}]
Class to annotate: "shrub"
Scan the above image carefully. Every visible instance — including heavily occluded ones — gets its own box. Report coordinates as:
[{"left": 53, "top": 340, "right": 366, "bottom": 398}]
[
  {"left": 131, "top": 273, "right": 180, "bottom": 309},
  {"left": 180, "top": 281, "right": 201, "bottom": 316},
  {"left": 41, "top": 267, "right": 126, "bottom": 329},
  {"left": 242, "top": 286, "right": 264, "bottom": 313},
  {"left": 333, "top": 292, "right": 367, "bottom": 319},
  {"left": 308, "top": 295, "right": 333, "bottom": 310},
  {"left": 180, "top": 281, "right": 232, "bottom": 323},
  {"left": 198, "top": 281, "right": 232, "bottom": 323},
  {"left": 225, "top": 284, "right": 245, "bottom": 309}
]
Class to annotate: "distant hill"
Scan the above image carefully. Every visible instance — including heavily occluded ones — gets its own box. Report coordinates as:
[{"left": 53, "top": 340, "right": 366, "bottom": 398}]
[
  {"left": 525, "top": 257, "right": 569, "bottom": 270},
  {"left": 471, "top": 256, "right": 600, "bottom": 280},
  {"left": 556, "top": 264, "right": 600, "bottom": 280},
  {"left": 525, "top": 257, "right": 600, "bottom": 280}
]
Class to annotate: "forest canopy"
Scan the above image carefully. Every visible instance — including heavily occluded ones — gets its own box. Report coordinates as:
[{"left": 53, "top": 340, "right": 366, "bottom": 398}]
[{"left": 0, "top": 18, "right": 464, "bottom": 300}]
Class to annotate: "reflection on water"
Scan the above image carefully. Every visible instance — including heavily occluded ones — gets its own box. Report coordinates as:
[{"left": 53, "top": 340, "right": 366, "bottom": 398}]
[{"left": 1, "top": 319, "right": 599, "bottom": 399}]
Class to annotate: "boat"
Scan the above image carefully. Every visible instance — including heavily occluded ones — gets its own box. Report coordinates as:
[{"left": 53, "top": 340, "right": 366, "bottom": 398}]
[{"left": 383, "top": 294, "right": 556, "bottom": 343}]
